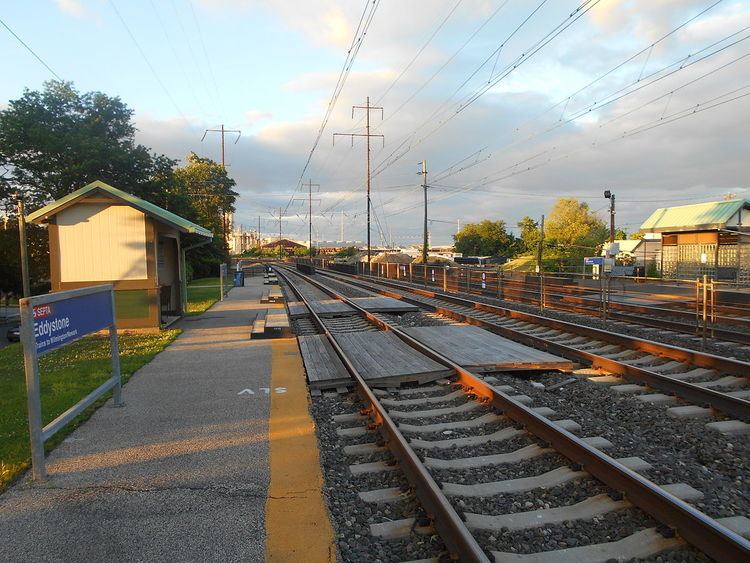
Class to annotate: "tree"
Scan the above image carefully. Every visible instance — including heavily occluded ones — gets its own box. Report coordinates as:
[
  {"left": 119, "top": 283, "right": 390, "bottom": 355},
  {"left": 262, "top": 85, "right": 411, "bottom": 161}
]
[
  {"left": 544, "top": 198, "right": 608, "bottom": 269},
  {"left": 614, "top": 228, "right": 628, "bottom": 240},
  {"left": 0, "top": 80, "right": 172, "bottom": 207},
  {"left": 173, "top": 153, "right": 238, "bottom": 277},
  {"left": 517, "top": 216, "right": 540, "bottom": 254},
  {"left": 453, "top": 220, "right": 518, "bottom": 257}
]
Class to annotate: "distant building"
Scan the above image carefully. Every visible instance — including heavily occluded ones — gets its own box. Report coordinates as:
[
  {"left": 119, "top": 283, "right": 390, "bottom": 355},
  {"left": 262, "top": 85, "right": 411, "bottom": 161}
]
[
  {"left": 229, "top": 228, "right": 259, "bottom": 255},
  {"left": 27, "top": 180, "right": 212, "bottom": 328},
  {"left": 640, "top": 199, "right": 750, "bottom": 283},
  {"left": 261, "top": 238, "right": 305, "bottom": 253},
  {"left": 601, "top": 237, "right": 661, "bottom": 267}
]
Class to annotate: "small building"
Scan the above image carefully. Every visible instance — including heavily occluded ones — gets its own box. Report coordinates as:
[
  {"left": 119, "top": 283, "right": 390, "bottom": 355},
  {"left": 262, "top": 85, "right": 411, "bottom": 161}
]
[
  {"left": 27, "top": 180, "right": 212, "bottom": 328},
  {"left": 261, "top": 238, "right": 305, "bottom": 253},
  {"left": 601, "top": 237, "right": 661, "bottom": 267},
  {"left": 640, "top": 199, "right": 750, "bottom": 283}
]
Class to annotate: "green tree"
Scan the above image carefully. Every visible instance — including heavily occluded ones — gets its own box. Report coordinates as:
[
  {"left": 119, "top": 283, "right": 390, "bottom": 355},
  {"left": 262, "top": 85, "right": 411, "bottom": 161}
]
[
  {"left": 517, "top": 216, "right": 540, "bottom": 254},
  {"left": 0, "top": 80, "right": 172, "bottom": 207},
  {"left": 453, "top": 220, "right": 518, "bottom": 257},
  {"left": 173, "top": 152, "right": 238, "bottom": 277},
  {"left": 544, "top": 198, "right": 608, "bottom": 269}
]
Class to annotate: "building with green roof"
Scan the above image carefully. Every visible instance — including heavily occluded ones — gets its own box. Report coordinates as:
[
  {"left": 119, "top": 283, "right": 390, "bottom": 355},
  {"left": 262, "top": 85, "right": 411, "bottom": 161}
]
[
  {"left": 27, "top": 180, "right": 213, "bottom": 328},
  {"left": 640, "top": 199, "right": 750, "bottom": 283}
]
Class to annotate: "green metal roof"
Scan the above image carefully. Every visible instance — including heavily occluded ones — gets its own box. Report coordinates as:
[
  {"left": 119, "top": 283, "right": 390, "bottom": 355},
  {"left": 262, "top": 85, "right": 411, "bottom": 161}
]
[
  {"left": 26, "top": 180, "right": 213, "bottom": 238},
  {"left": 640, "top": 199, "right": 749, "bottom": 233}
]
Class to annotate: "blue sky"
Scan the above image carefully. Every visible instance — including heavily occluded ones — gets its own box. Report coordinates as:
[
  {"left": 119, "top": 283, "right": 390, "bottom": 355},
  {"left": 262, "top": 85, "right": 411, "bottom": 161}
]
[{"left": 2, "top": 0, "right": 749, "bottom": 244}]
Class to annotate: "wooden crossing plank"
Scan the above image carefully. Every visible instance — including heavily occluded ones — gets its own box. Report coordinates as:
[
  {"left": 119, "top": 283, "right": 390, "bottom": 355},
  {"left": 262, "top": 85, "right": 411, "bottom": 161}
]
[
  {"left": 349, "top": 296, "right": 419, "bottom": 313},
  {"left": 402, "top": 325, "right": 573, "bottom": 372},
  {"left": 264, "top": 312, "right": 293, "bottom": 338},
  {"left": 287, "top": 301, "right": 310, "bottom": 318},
  {"left": 334, "top": 331, "right": 453, "bottom": 386},
  {"left": 308, "top": 299, "right": 356, "bottom": 317},
  {"left": 298, "top": 335, "right": 351, "bottom": 388}
]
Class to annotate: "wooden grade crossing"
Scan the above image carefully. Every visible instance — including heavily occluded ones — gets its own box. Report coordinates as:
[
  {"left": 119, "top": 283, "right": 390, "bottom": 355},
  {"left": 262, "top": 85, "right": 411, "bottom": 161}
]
[{"left": 402, "top": 325, "right": 573, "bottom": 372}]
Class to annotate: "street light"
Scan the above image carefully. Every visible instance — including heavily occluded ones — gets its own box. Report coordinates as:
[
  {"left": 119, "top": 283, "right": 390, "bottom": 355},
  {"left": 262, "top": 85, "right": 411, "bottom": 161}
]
[{"left": 604, "top": 190, "right": 615, "bottom": 244}]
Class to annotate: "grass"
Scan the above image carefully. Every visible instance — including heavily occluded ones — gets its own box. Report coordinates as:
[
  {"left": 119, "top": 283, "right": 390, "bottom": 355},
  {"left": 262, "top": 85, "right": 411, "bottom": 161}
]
[
  {"left": 502, "top": 255, "right": 537, "bottom": 272},
  {"left": 185, "top": 276, "right": 234, "bottom": 315},
  {"left": 0, "top": 329, "right": 180, "bottom": 492}
]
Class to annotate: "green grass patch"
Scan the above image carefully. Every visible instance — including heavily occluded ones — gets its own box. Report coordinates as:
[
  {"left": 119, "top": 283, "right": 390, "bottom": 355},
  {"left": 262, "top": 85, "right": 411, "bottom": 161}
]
[
  {"left": 186, "top": 276, "right": 233, "bottom": 314},
  {"left": 0, "top": 329, "right": 180, "bottom": 492}
]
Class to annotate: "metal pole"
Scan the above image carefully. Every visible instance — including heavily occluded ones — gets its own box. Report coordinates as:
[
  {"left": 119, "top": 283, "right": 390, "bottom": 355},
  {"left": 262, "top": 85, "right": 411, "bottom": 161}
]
[
  {"left": 609, "top": 193, "right": 616, "bottom": 244},
  {"left": 421, "top": 160, "right": 428, "bottom": 272},
  {"left": 20, "top": 298, "right": 45, "bottom": 480},
  {"left": 366, "top": 96, "right": 371, "bottom": 270},
  {"left": 695, "top": 278, "right": 700, "bottom": 332},
  {"left": 702, "top": 274, "right": 708, "bottom": 348},
  {"left": 538, "top": 215, "right": 545, "bottom": 313},
  {"left": 219, "top": 265, "right": 224, "bottom": 301},
  {"left": 109, "top": 290, "right": 123, "bottom": 407},
  {"left": 443, "top": 267, "right": 447, "bottom": 292},
  {"left": 17, "top": 195, "right": 31, "bottom": 298},
  {"left": 710, "top": 278, "right": 716, "bottom": 338},
  {"left": 308, "top": 179, "right": 313, "bottom": 254}
]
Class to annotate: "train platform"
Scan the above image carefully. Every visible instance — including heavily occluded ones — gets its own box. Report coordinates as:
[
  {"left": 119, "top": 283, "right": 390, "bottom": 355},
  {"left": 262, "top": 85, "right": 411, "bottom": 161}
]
[{"left": 0, "top": 276, "right": 335, "bottom": 562}]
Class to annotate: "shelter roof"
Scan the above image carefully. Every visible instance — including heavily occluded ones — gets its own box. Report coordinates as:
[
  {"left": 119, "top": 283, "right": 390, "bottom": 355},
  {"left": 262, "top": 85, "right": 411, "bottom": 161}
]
[
  {"left": 640, "top": 199, "right": 749, "bottom": 233},
  {"left": 26, "top": 180, "right": 213, "bottom": 238}
]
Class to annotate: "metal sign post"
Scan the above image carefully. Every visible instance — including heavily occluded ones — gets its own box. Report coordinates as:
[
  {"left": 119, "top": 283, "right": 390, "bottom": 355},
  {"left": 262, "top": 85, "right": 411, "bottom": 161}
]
[
  {"left": 219, "top": 263, "right": 228, "bottom": 301},
  {"left": 20, "top": 284, "right": 121, "bottom": 481}
]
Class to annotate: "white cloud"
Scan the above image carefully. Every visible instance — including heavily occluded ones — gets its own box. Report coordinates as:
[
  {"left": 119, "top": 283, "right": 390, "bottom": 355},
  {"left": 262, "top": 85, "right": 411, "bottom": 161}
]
[
  {"left": 55, "top": 0, "right": 86, "bottom": 18},
  {"left": 244, "top": 110, "right": 272, "bottom": 126}
]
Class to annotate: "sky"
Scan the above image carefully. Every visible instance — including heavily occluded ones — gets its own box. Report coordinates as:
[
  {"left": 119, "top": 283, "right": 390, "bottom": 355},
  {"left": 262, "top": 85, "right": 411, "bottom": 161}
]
[{"left": 1, "top": 0, "right": 749, "bottom": 245}]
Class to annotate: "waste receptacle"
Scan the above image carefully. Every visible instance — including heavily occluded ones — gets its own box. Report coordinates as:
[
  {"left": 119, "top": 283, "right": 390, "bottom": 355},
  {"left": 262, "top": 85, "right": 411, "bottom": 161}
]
[{"left": 234, "top": 270, "right": 245, "bottom": 287}]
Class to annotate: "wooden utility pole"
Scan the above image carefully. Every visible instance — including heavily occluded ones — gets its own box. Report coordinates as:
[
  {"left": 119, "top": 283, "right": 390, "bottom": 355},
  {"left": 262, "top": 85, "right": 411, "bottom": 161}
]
[
  {"left": 303, "top": 179, "right": 320, "bottom": 255},
  {"left": 419, "top": 160, "right": 428, "bottom": 267},
  {"left": 334, "top": 97, "right": 384, "bottom": 272},
  {"left": 201, "top": 124, "right": 241, "bottom": 169}
]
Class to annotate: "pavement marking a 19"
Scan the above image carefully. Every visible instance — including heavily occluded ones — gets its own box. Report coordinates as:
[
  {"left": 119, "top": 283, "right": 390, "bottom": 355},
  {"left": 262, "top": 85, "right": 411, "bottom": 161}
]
[{"left": 238, "top": 387, "right": 287, "bottom": 396}]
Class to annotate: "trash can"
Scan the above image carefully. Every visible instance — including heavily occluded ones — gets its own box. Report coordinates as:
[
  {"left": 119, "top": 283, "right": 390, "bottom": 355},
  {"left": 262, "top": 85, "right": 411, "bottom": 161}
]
[{"left": 234, "top": 270, "right": 245, "bottom": 287}]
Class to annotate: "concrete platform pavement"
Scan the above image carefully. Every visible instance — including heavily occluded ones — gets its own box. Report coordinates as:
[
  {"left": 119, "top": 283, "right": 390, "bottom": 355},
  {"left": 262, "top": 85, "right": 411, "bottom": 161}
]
[{"left": 0, "top": 276, "right": 335, "bottom": 562}]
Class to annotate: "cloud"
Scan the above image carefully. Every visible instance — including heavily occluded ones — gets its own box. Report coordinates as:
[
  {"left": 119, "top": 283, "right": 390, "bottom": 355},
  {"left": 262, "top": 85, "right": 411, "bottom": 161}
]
[
  {"left": 55, "top": 0, "right": 86, "bottom": 18},
  {"left": 244, "top": 110, "right": 272, "bottom": 126}
]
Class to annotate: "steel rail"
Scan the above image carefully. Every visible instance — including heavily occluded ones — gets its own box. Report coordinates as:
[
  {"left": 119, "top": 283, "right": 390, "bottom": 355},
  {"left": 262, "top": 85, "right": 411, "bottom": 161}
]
[
  {"left": 285, "top": 265, "right": 750, "bottom": 562},
  {"left": 317, "top": 270, "right": 750, "bottom": 420},
  {"left": 274, "top": 267, "right": 490, "bottom": 563},
  {"left": 467, "top": 279, "right": 750, "bottom": 344}
]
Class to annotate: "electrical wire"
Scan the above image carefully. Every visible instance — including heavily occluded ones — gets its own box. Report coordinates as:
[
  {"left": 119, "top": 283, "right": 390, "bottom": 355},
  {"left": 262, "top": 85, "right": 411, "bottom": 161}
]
[
  {"left": 108, "top": 0, "right": 188, "bottom": 122},
  {"left": 0, "top": 16, "right": 62, "bottom": 79}
]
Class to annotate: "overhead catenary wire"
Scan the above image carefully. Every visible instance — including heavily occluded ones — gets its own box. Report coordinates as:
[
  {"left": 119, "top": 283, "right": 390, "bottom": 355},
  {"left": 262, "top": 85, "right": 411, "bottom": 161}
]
[
  {"left": 0, "top": 16, "right": 62, "bottom": 79},
  {"left": 284, "top": 0, "right": 381, "bottom": 217},
  {"left": 108, "top": 0, "right": 189, "bottom": 123}
]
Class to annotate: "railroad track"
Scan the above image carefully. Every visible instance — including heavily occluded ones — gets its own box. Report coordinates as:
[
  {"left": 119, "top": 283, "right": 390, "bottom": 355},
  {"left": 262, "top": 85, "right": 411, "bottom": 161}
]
[
  {"left": 275, "top": 266, "right": 750, "bottom": 562},
  {"left": 347, "top": 265, "right": 750, "bottom": 346},
  {"left": 316, "top": 267, "right": 750, "bottom": 422}
]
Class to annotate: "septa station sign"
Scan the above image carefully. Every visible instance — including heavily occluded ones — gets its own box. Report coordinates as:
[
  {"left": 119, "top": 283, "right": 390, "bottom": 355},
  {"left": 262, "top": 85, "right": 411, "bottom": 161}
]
[{"left": 31, "top": 290, "right": 114, "bottom": 354}]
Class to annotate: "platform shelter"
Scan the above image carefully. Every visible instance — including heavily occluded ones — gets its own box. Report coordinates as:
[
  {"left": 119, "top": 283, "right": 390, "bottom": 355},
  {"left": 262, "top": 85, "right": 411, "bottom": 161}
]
[
  {"left": 27, "top": 180, "right": 213, "bottom": 328},
  {"left": 640, "top": 199, "right": 750, "bottom": 283}
]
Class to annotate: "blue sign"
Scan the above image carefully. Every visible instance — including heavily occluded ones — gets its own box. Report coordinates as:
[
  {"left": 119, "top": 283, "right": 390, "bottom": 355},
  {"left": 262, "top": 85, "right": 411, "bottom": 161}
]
[
  {"left": 584, "top": 256, "right": 604, "bottom": 266},
  {"left": 32, "top": 291, "right": 114, "bottom": 354}
]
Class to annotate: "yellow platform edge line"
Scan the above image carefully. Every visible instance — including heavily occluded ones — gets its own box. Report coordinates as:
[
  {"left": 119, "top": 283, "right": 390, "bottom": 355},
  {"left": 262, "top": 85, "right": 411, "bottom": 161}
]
[{"left": 265, "top": 338, "right": 336, "bottom": 562}]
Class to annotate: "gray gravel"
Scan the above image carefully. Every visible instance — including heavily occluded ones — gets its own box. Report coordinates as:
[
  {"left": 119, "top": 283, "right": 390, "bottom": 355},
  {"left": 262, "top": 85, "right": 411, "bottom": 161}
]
[
  {"left": 490, "top": 371, "right": 750, "bottom": 519},
  {"left": 310, "top": 394, "right": 448, "bottom": 562}
]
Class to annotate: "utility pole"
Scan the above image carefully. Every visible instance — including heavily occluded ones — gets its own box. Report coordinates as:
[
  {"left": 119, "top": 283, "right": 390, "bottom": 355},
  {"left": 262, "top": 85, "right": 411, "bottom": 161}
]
[
  {"left": 419, "top": 160, "right": 428, "bottom": 267},
  {"left": 334, "top": 97, "right": 384, "bottom": 273},
  {"left": 202, "top": 125, "right": 241, "bottom": 243},
  {"left": 279, "top": 206, "right": 282, "bottom": 259},
  {"left": 201, "top": 124, "right": 242, "bottom": 169},
  {"left": 537, "top": 214, "right": 545, "bottom": 312},
  {"left": 16, "top": 194, "right": 30, "bottom": 298},
  {"left": 604, "top": 190, "right": 616, "bottom": 243},
  {"left": 303, "top": 179, "right": 320, "bottom": 256}
]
